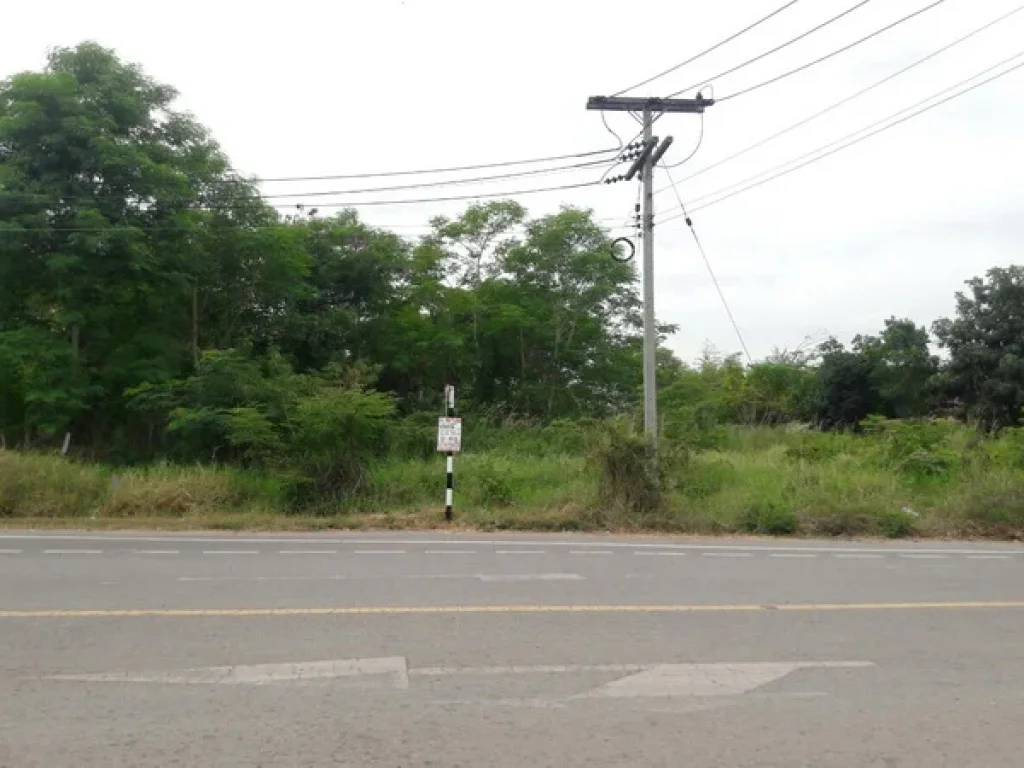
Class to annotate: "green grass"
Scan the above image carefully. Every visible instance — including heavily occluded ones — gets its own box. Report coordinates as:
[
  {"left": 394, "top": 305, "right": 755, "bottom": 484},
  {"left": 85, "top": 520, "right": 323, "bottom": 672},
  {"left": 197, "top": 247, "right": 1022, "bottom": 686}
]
[{"left": 3, "top": 420, "right": 1024, "bottom": 538}]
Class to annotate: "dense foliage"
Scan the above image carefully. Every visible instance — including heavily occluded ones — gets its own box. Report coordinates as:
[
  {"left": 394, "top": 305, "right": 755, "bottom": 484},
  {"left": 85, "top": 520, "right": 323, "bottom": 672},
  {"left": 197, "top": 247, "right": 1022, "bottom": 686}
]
[{"left": 3, "top": 44, "right": 1024, "bottom": 509}]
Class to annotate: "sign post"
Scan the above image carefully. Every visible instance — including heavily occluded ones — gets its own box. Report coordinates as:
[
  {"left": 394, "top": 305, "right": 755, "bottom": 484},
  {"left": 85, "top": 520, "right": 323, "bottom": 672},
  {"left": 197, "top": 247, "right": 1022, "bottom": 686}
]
[{"left": 438, "top": 386, "right": 461, "bottom": 520}]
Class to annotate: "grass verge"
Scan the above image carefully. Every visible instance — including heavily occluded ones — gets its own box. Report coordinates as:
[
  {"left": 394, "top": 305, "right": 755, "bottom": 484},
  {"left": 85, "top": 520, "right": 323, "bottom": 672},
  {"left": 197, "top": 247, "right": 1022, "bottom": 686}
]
[{"left": 3, "top": 420, "right": 1024, "bottom": 539}]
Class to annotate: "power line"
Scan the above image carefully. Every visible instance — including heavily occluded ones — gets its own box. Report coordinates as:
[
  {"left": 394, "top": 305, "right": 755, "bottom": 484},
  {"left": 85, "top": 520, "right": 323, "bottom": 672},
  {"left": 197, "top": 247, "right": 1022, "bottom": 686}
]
[
  {"left": 258, "top": 158, "right": 613, "bottom": 199},
  {"left": 660, "top": 113, "right": 705, "bottom": 169},
  {"left": 666, "top": 0, "right": 875, "bottom": 98},
  {"left": 719, "top": 0, "right": 949, "bottom": 101},
  {"left": 0, "top": 178, "right": 628, "bottom": 234},
  {"left": 611, "top": 0, "right": 802, "bottom": 96},
  {"left": 0, "top": 157, "right": 619, "bottom": 205},
  {"left": 656, "top": 51, "right": 1024, "bottom": 223},
  {"left": 653, "top": 2, "right": 1024, "bottom": 194},
  {"left": 230, "top": 147, "right": 621, "bottom": 184},
  {"left": 259, "top": 179, "right": 602, "bottom": 209},
  {"left": 661, "top": 166, "right": 752, "bottom": 363},
  {"left": 0, "top": 216, "right": 637, "bottom": 236},
  {"left": 685, "top": 50, "right": 1024, "bottom": 209}
]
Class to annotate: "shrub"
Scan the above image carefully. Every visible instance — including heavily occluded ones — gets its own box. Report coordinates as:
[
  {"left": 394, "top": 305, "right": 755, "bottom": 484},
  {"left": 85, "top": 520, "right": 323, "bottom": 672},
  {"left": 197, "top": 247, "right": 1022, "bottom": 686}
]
[
  {"left": 587, "top": 423, "right": 684, "bottom": 522},
  {"left": 876, "top": 508, "right": 918, "bottom": 538},
  {"left": 801, "top": 503, "right": 876, "bottom": 537},
  {"left": 282, "top": 388, "right": 396, "bottom": 504},
  {"left": 738, "top": 501, "right": 799, "bottom": 535},
  {"left": 465, "top": 456, "right": 516, "bottom": 507}
]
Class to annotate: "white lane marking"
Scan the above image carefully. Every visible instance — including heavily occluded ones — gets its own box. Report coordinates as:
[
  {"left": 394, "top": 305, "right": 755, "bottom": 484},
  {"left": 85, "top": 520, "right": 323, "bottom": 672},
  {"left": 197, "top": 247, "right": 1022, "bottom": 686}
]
[
  {"left": 423, "top": 550, "right": 476, "bottom": 555},
  {"left": 43, "top": 549, "right": 102, "bottom": 555},
  {"left": 177, "top": 573, "right": 579, "bottom": 583},
  {"left": 202, "top": 550, "right": 259, "bottom": 555},
  {"left": 134, "top": 550, "right": 180, "bottom": 555},
  {"left": 5, "top": 533, "right": 1024, "bottom": 557},
  {"left": 279, "top": 550, "right": 337, "bottom": 555},
  {"left": 967, "top": 555, "right": 1011, "bottom": 560},
  {"left": 703, "top": 552, "right": 752, "bottom": 558},
  {"left": 900, "top": 554, "right": 948, "bottom": 560},
  {"left": 574, "top": 661, "right": 873, "bottom": 699},
  {"left": 47, "top": 657, "right": 409, "bottom": 688},
  {"left": 476, "top": 573, "right": 583, "bottom": 583},
  {"left": 0, "top": 549, "right": 22, "bottom": 554},
  {"left": 634, "top": 551, "right": 688, "bottom": 557},
  {"left": 354, "top": 550, "right": 406, "bottom": 555},
  {"left": 770, "top": 553, "right": 817, "bottom": 559},
  {"left": 835, "top": 554, "right": 883, "bottom": 559},
  {"left": 570, "top": 550, "right": 613, "bottom": 555},
  {"left": 496, "top": 550, "right": 546, "bottom": 555}
]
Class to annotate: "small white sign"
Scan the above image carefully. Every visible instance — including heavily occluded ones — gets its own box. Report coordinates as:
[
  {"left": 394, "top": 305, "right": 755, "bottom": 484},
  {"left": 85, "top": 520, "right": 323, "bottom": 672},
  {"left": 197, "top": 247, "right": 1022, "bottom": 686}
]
[{"left": 437, "top": 417, "right": 462, "bottom": 453}]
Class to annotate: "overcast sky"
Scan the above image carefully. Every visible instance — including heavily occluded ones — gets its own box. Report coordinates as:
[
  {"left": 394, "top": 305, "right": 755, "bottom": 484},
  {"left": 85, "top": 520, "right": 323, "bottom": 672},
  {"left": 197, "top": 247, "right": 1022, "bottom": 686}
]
[{"left": 4, "top": 0, "right": 1023, "bottom": 362}]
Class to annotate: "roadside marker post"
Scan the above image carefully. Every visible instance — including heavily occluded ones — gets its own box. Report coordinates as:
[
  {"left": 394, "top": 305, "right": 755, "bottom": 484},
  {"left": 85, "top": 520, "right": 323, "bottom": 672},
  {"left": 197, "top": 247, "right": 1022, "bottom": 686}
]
[{"left": 437, "top": 386, "right": 461, "bottom": 521}]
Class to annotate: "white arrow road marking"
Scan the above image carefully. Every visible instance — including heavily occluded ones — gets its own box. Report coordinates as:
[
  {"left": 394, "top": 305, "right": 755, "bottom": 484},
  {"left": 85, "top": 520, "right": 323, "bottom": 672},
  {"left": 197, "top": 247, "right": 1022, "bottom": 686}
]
[
  {"left": 410, "top": 663, "right": 648, "bottom": 676},
  {"left": 574, "top": 661, "right": 873, "bottom": 699},
  {"left": 45, "top": 657, "right": 409, "bottom": 688}
]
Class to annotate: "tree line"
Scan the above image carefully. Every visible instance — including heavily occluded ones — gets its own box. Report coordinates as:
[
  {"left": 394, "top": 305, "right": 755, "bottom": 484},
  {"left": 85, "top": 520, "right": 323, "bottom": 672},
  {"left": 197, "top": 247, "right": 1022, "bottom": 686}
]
[{"left": 3, "top": 43, "right": 1024, "bottom": 483}]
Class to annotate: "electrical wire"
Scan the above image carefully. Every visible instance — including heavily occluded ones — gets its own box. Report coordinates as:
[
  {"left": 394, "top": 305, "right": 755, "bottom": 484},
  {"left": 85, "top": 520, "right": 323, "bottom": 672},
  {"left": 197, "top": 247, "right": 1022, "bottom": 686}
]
[
  {"left": 655, "top": 51, "right": 1024, "bottom": 223},
  {"left": 256, "top": 179, "right": 598, "bottom": 205},
  {"left": 0, "top": 215, "right": 638, "bottom": 236},
  {"left": 1, "top": 156, "right": 623, "bottom": 205},
  {"left": 224, "top": 146, "right": 622, "bottom": 184},
  {"left": 719, "top": 0, "right": 949, "bottom": 101},
  {"left": 246, "top": 158, "right": 612, "bottom": 200},
  {"left": 653, "top": 2, "right": 1024, "bottom": 194},
  {"left": 660, "top": 113, "right": 705, "bottom": 169},
  {"left": 0, "top": 180, "right": 606, "bottom": 233},
  {"left": 660, "top": 166, "right": 752, "bottom": 363},
  {"left": 601, "top": 110, "right": 625, "bottom": 149},
  {"left": 666, "top": 0, "right": 875, "bottom": 98},
  {"left": 611, "top": 0, "right": 802, "bottom": 96}
]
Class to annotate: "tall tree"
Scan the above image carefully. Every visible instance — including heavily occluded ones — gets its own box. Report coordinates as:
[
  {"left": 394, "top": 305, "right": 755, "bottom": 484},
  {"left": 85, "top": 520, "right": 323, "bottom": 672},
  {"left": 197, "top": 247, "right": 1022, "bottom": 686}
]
[
  {"left": 0, "top": 42, "right": 275, "bottom": 445},
  {"left": 933, "top": 266, "right": 1024, "bottom": 429},
  {"left": 853, "top": 317, "right": 938, "bottom": 419}
]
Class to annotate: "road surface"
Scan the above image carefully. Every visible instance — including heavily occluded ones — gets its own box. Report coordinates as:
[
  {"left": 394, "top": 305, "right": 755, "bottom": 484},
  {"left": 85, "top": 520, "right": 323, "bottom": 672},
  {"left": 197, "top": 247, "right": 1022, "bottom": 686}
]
[{"left": 2, "top": 531, "right": 1024, "bottom": 766}]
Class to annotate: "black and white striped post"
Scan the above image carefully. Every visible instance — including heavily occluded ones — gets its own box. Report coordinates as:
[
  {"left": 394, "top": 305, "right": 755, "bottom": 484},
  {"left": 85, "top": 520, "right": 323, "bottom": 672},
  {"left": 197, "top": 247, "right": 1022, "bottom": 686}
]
[{"left": 440, "top": 385, "right": 458, "bottom": 521}]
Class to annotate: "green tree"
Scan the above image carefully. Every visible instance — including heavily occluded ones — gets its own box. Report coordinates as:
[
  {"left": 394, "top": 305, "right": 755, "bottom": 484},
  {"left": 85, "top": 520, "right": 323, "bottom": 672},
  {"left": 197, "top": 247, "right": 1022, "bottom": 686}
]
[
  {"left": 0, "top": 42, "right": 264, "bottom": 446},
  {"left": 933, "top": 266, "right": 1024, "bottom": 429},
  {"left": 813, "top": 337, "right": 879, "bottom": 429},
  {"left": 853, "top": 317, "right": 938, "bottom": 418}
]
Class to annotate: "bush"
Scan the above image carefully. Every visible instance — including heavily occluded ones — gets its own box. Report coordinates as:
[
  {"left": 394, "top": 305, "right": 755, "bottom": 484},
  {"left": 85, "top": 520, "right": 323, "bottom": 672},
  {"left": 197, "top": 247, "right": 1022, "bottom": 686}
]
[
  {"left": 738, "top": 501, "right": 799, "bottom": 535},
  {"left": 276, "top": 388, "right": 396, "bottom": 505},
  {"left": 801, "top": 503, "right": 876, "bottom": 537},
  {"left": 587, "top": 423, "right": 683, "bottom": 523},
  {"left": 465, "top": 456, "right": 516, "bottom": 507},
  {"left": 876, "top": 508, "right": 918, "bottom": 538}
]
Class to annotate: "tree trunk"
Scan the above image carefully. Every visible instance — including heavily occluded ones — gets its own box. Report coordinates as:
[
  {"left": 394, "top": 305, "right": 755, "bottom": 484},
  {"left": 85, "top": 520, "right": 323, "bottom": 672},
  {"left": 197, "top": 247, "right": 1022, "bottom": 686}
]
[
  {"left": 71, "top": 323, "right": 80, "bottom": 374},
  {"left": 192, "top": 282, "right": 200, "bottom": 370}
]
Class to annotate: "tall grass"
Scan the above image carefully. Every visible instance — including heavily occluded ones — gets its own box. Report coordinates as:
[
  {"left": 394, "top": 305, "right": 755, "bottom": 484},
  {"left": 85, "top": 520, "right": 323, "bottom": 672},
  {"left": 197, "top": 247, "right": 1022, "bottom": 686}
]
[
  {"left": 3, "top": 419, "right": 1024, "bottom": 538},
  {"left": 0, "top": 450, "right": 284, "bottom": 519}
]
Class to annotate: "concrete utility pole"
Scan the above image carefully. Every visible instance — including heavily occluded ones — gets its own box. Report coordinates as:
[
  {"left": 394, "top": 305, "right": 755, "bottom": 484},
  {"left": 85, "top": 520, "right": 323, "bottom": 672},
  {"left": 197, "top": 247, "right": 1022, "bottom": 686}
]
[{"left": 586, "top": 96, "right": 713, "bottom": 448}]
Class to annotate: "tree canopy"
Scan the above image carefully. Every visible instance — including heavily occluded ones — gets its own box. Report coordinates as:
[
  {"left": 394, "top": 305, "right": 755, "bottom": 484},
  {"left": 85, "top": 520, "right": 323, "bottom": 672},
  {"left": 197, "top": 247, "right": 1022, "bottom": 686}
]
[{"left": 3, "top": 42, "right": 1024, "bottom": 487}]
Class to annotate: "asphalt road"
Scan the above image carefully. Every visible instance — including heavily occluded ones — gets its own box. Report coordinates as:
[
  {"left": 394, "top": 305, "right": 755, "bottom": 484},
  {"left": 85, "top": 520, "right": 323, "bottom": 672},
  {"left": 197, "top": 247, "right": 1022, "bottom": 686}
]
[{"left": 2, "top": 531, "right": 1024, "bottom": 766}]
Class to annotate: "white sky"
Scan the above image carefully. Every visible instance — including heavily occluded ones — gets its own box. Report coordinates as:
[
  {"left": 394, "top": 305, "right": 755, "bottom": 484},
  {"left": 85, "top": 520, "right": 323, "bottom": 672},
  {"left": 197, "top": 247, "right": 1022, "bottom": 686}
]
[{"left": 4, "top": 0, "right": 1024, "bottom": 362}]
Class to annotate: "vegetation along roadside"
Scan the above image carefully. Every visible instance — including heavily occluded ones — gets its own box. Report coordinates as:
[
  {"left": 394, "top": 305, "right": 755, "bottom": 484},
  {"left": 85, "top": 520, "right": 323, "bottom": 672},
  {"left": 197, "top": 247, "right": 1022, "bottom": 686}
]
[{"left": 3, "top": 44, "right": 1024, "bottom": 539}]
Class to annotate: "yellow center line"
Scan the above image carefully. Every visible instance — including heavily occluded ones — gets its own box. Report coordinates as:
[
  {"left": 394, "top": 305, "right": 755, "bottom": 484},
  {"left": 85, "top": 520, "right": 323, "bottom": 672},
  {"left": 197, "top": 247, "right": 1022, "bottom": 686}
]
[{"left": 1, "top": 601, "right": 1024, "bottom": 619}]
